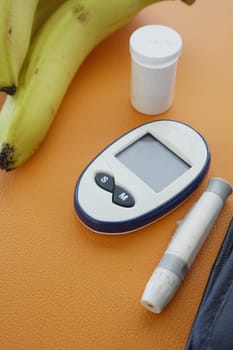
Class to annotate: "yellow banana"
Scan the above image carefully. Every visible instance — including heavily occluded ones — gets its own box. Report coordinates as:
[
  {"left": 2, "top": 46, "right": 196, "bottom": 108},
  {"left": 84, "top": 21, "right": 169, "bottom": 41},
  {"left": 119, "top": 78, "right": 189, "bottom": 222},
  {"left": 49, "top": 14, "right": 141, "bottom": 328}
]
[
  {"left": 32, "top": 0, "right": 68, "bottom": 36},
  {"left": 0, "top": 0, "right": 194, "bottom": 171},
  {"left": 0, "top": 0, "right": 39, "bottom": 94}
]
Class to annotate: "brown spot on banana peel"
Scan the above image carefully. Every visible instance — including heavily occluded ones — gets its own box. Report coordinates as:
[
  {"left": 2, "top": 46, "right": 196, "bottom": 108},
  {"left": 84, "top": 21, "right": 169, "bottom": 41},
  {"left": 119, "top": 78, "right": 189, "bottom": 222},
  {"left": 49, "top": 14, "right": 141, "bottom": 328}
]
[
  {"left": 50, "top": 106, "right": 55, "bottom": 116},
  {"left": 0, "top": 143, "right": 17, "bottom": 171},
  {"left": 73, "top": 4, "right": 89, "bottom": 23}
]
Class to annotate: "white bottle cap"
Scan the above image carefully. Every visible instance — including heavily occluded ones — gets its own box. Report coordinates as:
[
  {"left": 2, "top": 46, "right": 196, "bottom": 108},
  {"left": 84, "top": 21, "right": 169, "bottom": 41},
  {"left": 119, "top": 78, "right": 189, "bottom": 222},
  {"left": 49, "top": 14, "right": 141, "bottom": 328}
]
[{"left": 130, "top": 25, "right": 183, "bottom": 115}]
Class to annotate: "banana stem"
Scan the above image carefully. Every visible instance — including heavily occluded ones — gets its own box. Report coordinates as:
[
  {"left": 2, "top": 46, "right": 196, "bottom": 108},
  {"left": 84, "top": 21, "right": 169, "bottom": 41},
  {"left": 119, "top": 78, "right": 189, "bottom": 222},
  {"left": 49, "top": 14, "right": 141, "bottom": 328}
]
[{"left": 0, "top": 85, "right": 16, "bottom": 95}]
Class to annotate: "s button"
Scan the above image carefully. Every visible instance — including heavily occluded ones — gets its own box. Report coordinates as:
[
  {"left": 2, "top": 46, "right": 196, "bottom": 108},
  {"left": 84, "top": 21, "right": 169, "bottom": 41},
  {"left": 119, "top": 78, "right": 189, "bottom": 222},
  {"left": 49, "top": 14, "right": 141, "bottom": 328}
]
[{"left": 95, "top": 172, "right": 115, "bottom": 193}]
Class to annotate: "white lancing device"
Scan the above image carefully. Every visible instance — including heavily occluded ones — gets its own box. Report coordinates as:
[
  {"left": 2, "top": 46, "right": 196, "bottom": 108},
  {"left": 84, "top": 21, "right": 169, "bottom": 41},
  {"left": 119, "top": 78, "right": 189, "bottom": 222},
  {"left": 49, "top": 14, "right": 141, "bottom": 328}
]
[{"left": 141, "top": 177, "right": 233, "bottom": 313}]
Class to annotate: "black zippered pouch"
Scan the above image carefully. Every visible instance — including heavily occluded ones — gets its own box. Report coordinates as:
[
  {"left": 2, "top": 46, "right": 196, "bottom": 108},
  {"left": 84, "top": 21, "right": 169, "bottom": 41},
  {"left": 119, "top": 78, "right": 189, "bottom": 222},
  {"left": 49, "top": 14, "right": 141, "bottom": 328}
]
[{"left": 185, "top": 217, "right": 233, "bottom": 350}]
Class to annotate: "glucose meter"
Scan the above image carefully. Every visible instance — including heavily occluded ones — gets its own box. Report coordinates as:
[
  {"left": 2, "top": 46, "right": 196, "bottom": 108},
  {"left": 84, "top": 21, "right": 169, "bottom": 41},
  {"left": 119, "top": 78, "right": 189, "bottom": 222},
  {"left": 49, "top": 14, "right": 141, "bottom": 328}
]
[{"left": 74, "top": 120, "right": 210, "bottom": 234}]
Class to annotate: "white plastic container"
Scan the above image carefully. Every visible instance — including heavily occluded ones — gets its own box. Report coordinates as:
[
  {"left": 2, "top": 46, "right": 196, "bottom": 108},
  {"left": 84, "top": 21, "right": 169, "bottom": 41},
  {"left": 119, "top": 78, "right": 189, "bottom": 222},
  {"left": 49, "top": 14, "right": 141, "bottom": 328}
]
[{"left": 130, "top": 25, "right": 182, "bottom": 115}]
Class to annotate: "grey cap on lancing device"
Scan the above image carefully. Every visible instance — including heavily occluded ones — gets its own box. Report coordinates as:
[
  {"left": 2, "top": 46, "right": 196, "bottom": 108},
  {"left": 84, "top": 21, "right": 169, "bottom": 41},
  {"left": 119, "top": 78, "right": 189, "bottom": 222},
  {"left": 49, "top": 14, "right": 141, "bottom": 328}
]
[
  {"left": 206, "top": 177, "right": 233, "bottom": 202},
  {"left": 141, "top": 177, "right": 232, "bottom": 313},
  {"left": 129, "top": 25, "right": 182, "bottom": 115}
]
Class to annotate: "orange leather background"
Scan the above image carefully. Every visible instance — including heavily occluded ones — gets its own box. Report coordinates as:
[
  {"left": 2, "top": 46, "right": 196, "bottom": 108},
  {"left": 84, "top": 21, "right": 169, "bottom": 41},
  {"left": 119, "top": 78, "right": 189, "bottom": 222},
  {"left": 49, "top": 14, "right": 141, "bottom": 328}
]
[{"left": 0, "top": 1, "right": 232, "bottom": 349}]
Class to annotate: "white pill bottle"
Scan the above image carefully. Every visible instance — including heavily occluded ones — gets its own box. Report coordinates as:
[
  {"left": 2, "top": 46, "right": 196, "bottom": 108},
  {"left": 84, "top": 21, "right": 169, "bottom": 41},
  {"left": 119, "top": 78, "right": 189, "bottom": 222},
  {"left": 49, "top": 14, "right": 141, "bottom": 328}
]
[{"left": 130, "top": 25, "right": 182, "bottom": 115}]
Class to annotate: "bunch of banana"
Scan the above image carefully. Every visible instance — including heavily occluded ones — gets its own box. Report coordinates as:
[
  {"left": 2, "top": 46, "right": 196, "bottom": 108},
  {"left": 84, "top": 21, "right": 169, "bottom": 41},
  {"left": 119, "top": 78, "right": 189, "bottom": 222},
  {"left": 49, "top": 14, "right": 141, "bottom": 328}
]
[{"left": 0, "top": 0, "right": 195, "bottom": 171}]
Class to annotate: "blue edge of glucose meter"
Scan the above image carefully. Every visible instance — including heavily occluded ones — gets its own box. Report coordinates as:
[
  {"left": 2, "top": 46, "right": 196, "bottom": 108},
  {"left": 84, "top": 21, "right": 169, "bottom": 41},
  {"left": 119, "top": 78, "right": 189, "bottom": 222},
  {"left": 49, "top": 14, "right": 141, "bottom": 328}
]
[{"left": 74, "top": 120, "right": 211, "bottom": 234}]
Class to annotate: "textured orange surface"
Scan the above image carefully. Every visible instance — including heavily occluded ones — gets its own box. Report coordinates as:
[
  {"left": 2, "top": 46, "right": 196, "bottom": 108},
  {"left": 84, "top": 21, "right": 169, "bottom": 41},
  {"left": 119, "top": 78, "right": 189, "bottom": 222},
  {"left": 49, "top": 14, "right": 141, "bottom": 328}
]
[{"left": 0, "top": 1, "right": 233, "bottom": 349}]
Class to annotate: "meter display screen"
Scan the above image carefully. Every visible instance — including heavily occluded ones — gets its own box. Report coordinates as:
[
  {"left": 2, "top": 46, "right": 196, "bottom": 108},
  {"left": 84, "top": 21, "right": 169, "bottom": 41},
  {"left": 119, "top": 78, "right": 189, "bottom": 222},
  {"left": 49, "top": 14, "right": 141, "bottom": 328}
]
[{"left": 116, "top": 134, "right": 191, "bottom": 192}]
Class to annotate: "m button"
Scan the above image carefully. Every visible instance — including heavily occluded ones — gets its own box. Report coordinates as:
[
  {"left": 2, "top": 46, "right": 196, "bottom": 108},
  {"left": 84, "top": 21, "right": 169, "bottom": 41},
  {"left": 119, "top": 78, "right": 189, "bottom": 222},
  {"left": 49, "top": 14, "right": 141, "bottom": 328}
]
[{"left": 113, "top": 186, "right": 135, "bottom": 208}]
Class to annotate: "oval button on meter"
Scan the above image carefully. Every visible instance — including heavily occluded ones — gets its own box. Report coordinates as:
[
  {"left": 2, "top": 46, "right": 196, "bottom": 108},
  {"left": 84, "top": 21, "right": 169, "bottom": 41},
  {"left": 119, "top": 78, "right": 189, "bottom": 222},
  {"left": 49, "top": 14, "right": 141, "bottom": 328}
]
[
  {"left": 95, "top": 172, "right": 114, "bottom": 193},
  {"left": 74, "top": 120, "right": 211, "bottom": 234},
  {"left": 112, "top": 186, "right": 135, "bottom": 208}
]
